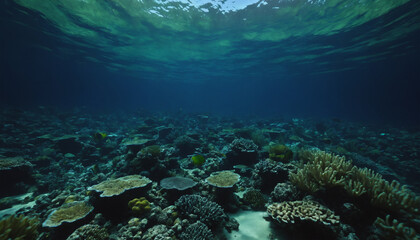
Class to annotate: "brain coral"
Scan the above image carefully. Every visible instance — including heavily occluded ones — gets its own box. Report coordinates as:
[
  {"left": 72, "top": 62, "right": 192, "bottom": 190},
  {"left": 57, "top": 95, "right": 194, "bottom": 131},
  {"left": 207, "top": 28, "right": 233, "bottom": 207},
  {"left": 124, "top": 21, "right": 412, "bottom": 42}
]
[
  {"left": 88, "top": 175, "right": 152, "bottom": 197},
  {"left": 205, "top": 171, "right": 240, "bottom": 188},
  {"left": 267, "top": 200, "right": 340, "bottom": 226},
  {"left": 128, "top": 197, "right": 151, "bottom": 216},
  {"left": 42, "top": 201, "right": 94, "bottom": 228}
]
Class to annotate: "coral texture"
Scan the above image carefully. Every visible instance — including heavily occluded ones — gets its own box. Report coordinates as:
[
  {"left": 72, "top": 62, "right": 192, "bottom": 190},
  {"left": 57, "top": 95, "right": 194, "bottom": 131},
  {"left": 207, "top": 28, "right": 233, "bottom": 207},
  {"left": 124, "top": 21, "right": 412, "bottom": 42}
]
[
  {"left": 179, "top": 221, "right": 213, "bottom": 240},
  {"left": 0, "top": 215, "right": 39, "bottom": 240},
  {"left": 128, "top": 197, "right": 151, "bottom": 216},
  {"left": 290, "top": 150, "right": 420, "bottom": 213},
  {"left": 267, "top": 200, "right": 340, "bottom": 226},
  {"left": 66, "top": 224, "right": 109, "bottom": 240},
  {"left": 374, "top": 215, "right": 418, "bottom": 240},
  {"left": 0, "top": 157, "right": 32, "bottom": 170},
  {"left": 88, "top": 175, "right": 152, "bottom": 197},
  {"left": 289, "top": 150, "right": 352, "bottom": 193},
  {"left": 42, "top": 201, "right": 94, "bottom": 228},
  {"left": 160, "top": 177, "right": 197, "bottom": 191},
  {"left": 175, "top": 195, "right": 224, "bottom": 227},
  {"left": 205, "top": 171, "right": 240, "bottom": 188},
  {"left": 268, "top": 144, "right": 293, "bottom": 162}
]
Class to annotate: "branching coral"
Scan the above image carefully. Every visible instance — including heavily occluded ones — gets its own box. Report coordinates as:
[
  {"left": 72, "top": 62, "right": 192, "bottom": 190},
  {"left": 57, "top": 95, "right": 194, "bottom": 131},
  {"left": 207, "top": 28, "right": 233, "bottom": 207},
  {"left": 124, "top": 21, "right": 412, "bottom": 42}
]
[
  {"left": 0, "top": 215, "right": 39, "bottom": 240},
  {"left": 347, "top": 168, "right": 420, "bottom": 213},
  {"left": 374, "top": 215, "right": 418, "bottom": 240},
  {"left": 179, "top": 221, "right": 213, "bottom": 240},
  {"left": 267, "top": 200, "right": 340, "bottom": 226},
  {"left": 289, "top": 151, "right": 353, "bottom": 193},
  {"left": 175, "top": 195, "right": 224, "bottom": 227},
  {"left": 290, "top": 150, "right": 420, "bottom": 213}
]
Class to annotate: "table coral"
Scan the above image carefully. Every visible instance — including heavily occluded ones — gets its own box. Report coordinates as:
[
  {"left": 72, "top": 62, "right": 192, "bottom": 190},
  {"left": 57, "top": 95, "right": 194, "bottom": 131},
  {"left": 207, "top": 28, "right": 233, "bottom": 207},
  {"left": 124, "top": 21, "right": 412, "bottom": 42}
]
[
  {"left": 88, "top": 175, "right": 152, "bottom": 197},
  {"left": 205, "top": 170, "right": 240, "bottom": 188},
  {"left": 42, "top": 201, "right": 94, "bottom": 228}
]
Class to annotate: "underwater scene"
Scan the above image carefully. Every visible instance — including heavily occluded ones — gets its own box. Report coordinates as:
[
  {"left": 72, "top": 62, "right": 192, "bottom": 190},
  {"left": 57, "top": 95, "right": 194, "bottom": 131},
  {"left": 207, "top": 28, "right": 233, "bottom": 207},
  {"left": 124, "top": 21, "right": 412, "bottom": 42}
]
[{"left": 1, "top": 0, "right": 420, "bottom": 239}]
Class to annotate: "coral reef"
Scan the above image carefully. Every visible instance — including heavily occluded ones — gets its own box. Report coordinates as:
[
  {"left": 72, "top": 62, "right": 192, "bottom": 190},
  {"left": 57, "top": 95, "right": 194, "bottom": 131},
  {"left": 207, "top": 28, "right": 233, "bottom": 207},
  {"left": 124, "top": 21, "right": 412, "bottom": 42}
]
[
  {"left": 290, "top": 150, "right": 420, "bottom": 213},
  {"left": 242, "top": 189, "right": 266, "bottom": 210},
  {"left": 374, "top": 215, "right": 418, "bottom": 240},
  {"left": 205, "top": 170, "right": 240, "bottom": 188},
  {"left": 0, "top": 215, "right": 39, "bottom": 240},
  {"left": 348, "top": 167, "right": 420, "bottom": 213},
  {"left": 268, "top": 144, "right": 294, "bottom": 162},
  {"left": 270, "top": 182, "right": 300, "bottom": 202},
  {"left": 179, "top": 221, "right": 213, "bottom": 240},
  {"left": 226, "top": 138, "right": 258, "bottom": 166},
  {"left": 88, "top": 175, "right": 152, "bottom": 197},
  {"left": 174, "top": 135, "right": 201, "bottom": 156},
  {"left": 267, "top": 200, "right": 340, "bottom": 226},
  {"left": 253, "top": 160, "right": 291, "bottom": 192},
  {"left": 116, "top": 217, "right": 148, "bottom": 239},
  {"left": 289, "top": 150, "right": 353, "bottom": 193},
  {"left": 42, "top": 201, "right": 94, "bottom": 228},
  {"left": 175, "top": 195, "right": 225, "bottom": 227},
  {"left": 160, "top": 177, "right": 197, "bottom": 191},
  {"left": 128, "top": 197, "right": 151, "bottom": 216},
  {"left": 0, "top": 157, "right": 32, "bottom": 170},
  {"left": 0, "top": 108, "right": 419, "bottom": 240},
  {"left": 66, "top": 224, "right": 109, "bottom": 240},
  {"left": 141, "top": 224, "right": 175, "bottom": 240}
]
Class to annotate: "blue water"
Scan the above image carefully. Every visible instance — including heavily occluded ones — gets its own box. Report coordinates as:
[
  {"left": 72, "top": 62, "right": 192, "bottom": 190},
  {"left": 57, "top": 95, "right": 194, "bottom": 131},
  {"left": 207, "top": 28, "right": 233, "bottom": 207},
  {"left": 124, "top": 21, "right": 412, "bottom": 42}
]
[{"left": 1, "top": 0, "right": 419, "bottom": 125}]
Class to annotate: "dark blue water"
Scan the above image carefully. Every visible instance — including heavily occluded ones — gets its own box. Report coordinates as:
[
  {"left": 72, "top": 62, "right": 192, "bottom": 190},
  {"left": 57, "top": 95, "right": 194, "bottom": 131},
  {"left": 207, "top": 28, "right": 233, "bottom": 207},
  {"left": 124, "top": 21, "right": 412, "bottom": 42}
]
[{"left": 1, "top": 0, "right": 419, "bottom": 126}]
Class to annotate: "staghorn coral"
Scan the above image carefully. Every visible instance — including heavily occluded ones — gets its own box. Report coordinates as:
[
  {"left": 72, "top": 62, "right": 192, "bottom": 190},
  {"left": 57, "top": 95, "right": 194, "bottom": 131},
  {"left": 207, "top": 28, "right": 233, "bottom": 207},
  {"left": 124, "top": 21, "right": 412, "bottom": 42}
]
[
  {"left": 347, "top": 167, "right": 420, "bottom": 213},
  {"left": 374, "top": 215, "right": 418, "bottom": 240},
  {"left": 42, "top": 201, "right": 94, "bottom": 228},
  {"left": 289, "top": 150, "right": 353, "bottom": 193},
  {"left": 175, "top": 195, "right": 224, "bottom": 227},
  {"left": 88, "top": 175, "right": 152, "bottom": 197},
  {"left": 267, "top": 200, "right": 340, "bottom": 226},
  {"left": 290, "top": 150, "right": 420, "bottom": 213},
  {"left": 0, "top": 215, "right": 39, "bottom": 240}
]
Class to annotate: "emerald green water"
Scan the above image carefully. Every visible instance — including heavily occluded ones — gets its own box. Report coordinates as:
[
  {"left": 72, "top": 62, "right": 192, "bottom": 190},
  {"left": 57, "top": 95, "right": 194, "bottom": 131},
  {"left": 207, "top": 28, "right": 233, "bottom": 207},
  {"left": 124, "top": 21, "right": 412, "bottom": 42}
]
[{"left": 12, "top": 0, "right": 420, "bottom": 80}]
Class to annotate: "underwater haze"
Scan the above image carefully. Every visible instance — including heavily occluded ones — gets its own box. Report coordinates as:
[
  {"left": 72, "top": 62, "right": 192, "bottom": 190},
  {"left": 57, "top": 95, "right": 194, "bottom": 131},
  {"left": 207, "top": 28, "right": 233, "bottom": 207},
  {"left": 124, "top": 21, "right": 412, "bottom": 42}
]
[
  {"left": 1, "top": 1, "right": 420, "bottom": 240},
  {"left": 0, "top": 0, "right": 419, "bottom": 124}
]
